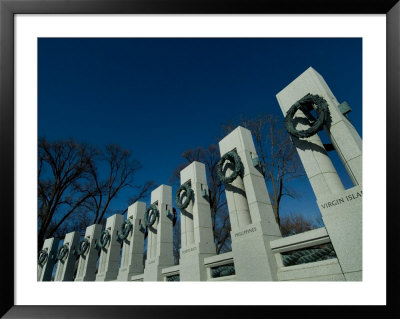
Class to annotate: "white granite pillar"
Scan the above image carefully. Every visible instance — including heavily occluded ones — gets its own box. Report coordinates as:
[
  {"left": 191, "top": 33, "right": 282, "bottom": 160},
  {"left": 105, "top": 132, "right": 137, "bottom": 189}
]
[
  {"left": 226, "top": 167, "right": 251, "bottom": 229},
  {"left": 219, "top": 126, "right": 281, "bottom": 281},
  {"left": 287, "top": 67, "right": 362, "bottom": 185},
  {"left": 178, "top": 161, "right": 216, "bottom": 281},
  {"left": 95, "top": 214, "right": 124, "bottom": 281},
  {"left": 117, "top": 202, "right": 146, "bottom": 281},
  {"left": 276, "top": 67, "right": 362, "bottom": 281},
  {"left": 143, "top": 185, "right": 174, "bottom": 281},
  {"left": 74, "top": 224, "right": 102, "bottom": 281},
  {"left": 37, "top": 237, "right": 59, "bottom": 281},
  {"left": 182, "top": 196, "right": 195, "bottom": 247},
  {"left": 54, "top": 231, "right": 80, "bottom": 281},
  {"left": 276, "top": 67, "right": 358, "bottom": 198}
]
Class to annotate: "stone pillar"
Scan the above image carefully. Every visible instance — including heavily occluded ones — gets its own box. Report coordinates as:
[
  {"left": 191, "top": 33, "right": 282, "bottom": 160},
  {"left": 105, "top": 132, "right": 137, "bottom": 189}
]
[
  {"left": 295, "top": 67, "right": 362, "bottom": 185},
  {"left": 219, "top": 126, "right": 281, "bottom": 281},
  {"left": 276, "top": 67, "right": 362, "bottom": 281},
  {"left": 143, "top": 185, "right": 174, "bottom": 281},
  {"left": 276, "top": 66, "right": 362, "bottom": 196},
  {"left": 95, "top": 214, "right": 124, "bottom": 281},
  {"left": 178, "top": 161, "right": 216, "bottom": 281},
  {"left": 117, "top": 202, "right": 146, "bottom": 281},
  {"left": 54, "top": 231, "right": 80, "bottom": 281},
  {"left": 37, "top": 237, "right": 59, "bottom": 281},
  {"left": 276, "top": 74, "right": 345, "bottom": 198},
  {"left": 74, "top": 224, "right": 102, "bottom": 281}
]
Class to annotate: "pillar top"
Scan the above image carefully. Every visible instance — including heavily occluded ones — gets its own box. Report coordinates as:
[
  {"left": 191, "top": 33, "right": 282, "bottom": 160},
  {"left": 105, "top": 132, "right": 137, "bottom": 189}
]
[
  {"left": 218, "top": 125, "right": 256, "bottom": 155},
  {"left": 150, "top": 184, "right": 172, "bottom": 204},
  {"left": 180, "top": 161, "right": 207, "bottom": 185}
]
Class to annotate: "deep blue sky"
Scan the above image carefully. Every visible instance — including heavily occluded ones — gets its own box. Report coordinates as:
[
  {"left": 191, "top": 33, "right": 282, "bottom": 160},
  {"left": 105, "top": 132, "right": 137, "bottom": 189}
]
[{"left": 38, "top": 38, "right": 362, "bottom": 221}]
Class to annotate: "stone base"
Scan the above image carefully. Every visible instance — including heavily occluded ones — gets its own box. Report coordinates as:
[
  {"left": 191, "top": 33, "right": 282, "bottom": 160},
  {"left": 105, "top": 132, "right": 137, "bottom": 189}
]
[
  {"left": 143, "top": 259, "right": 160, "bottom": 281},
  {"left": 344, "top": 271, "right": 362, "bottom": 281},
  {"left": 317, "top": 185, "right": 362, "bottom": 280},
  {"left": 74, "top": 266, "right": 97, "bottom": 281},
  {"left": 277, "top": 258, "right": 346, "bottom": 281},
  {"left": 231, "top": 222, "right": 280, "bottom": 281},
  {"left": 143, "top": 255, "right": 174, "bottom": 281},
  {"left": 117, "top": 264, "right": 144, "bottom": 281},
  {"left": 179, "top": 244, "right": 215, "bottom": 281},
  {"left": 95, "top": 270, "right": 119, "bottom": 281}
]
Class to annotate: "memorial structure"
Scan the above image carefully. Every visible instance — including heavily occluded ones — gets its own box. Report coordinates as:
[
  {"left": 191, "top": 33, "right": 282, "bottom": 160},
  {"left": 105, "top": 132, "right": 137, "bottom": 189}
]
[
  {"left": 217, "top": 126, "right": 282, "bottom": 280},
  {"left": 177, "top": 161, "right": 216, "bottom": 281},
  {"left": 117, "top": 202, "right": 146, "bottom": 281},
  {"left": 54, "top": 231, "right": 79, "bottom": 281},
  {"left": 95, "top": 214, "right": 124, "bottom": 281},
  {"left": 143, "top": 185, "right": 175, "bottom": 281},
  {"left": 37, "top": 237, "right": 59, "bottom": 281},
  {"left": 276, "top": 67, "right": 362, "bottom": 281},
  {"left": 75, "top": 224, "right": 102, "bottom": 281},
  {"left": 38, "top": 67, "right": 362, "bottom": 282}
]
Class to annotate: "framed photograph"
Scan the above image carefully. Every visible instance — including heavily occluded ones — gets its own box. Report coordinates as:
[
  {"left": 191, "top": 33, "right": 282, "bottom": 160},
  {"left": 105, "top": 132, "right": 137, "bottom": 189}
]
[{"left": 1, "top": 0, "right": 398, "bottom": 317}]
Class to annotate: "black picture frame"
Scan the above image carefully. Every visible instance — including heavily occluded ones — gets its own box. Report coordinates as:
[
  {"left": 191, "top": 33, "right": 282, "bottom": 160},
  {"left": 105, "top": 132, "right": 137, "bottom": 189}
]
[{"left": 1, "top": 0, "right": 398, "bottom": 317}]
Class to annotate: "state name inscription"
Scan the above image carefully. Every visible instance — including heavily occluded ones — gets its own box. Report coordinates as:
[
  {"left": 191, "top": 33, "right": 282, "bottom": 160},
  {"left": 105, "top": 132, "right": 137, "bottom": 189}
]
[
  {"left": 320, "top": 190, "right": 362, "bottom": 209},
  {"left": 181, "top": 246, "right": 197, "bottom": 254},
  {"left": 234, "top": 226, "right": 257, "bottom": 238}
]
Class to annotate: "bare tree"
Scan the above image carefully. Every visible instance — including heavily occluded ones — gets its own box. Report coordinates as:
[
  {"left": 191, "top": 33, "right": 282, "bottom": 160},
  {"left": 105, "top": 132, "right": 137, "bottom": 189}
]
[
  {"left": 170, "top": 145, "right": 231, "bottom": 254},
  {"left": 38, "top": 137, "right": 96, "bottom": 251},
  {"left": 280, "top": 213, "right": 323, "bottom": 237},
  {"left": 85, "top": 144, "right": 148, "bottom": 224},
  {"left": 223, "top": 114, "right": 305, "bottom": 227},
  {"left": 38, "top": 138, "right": 154, "bottom": 251}
]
